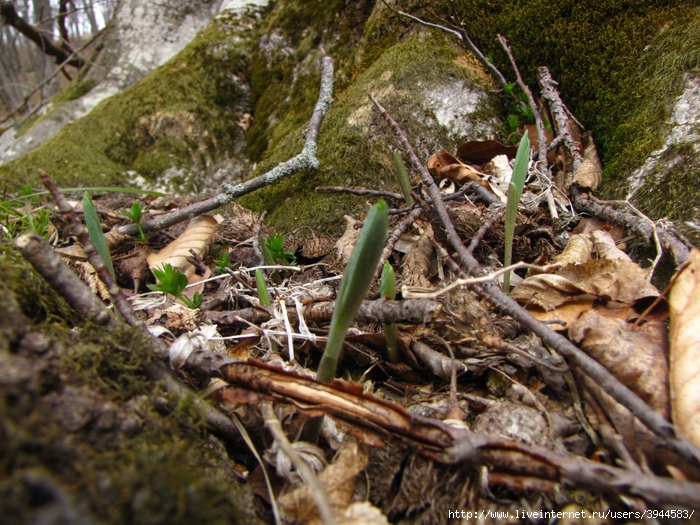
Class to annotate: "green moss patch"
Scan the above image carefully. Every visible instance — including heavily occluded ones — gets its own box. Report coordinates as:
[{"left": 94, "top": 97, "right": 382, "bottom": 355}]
[{"left": 240, "top": 27, "right": 500, "bottom": 234}]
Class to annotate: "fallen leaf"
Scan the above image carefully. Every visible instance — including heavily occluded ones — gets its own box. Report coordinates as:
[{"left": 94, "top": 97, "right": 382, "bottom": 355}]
[
  {"left": 279, "top": 438, "right": 369, "bottom": 523},
  {"left": 669, "top": 249, "right": 700, "bottom": 447},
  {"left": 335, "top": 215, "right": 362, "bottom": 264},
  {"left": 427, "top": 150, "right": 481, "bottom": 183},
  {"left": 456, "top": 139, "right": 517, "bottom": 165},
  {"left": 569, "top": 310, "right": 669, "bottom": 416},
  {"left": 573, "top": 132, "right": 602, "bottom": 190},
  {"left": 147, "top": 215, "right": 218, "bottom": 275}
]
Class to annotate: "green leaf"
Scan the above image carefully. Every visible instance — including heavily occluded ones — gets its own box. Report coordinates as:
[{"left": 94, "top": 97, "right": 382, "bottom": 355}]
[
  {"left": 380, "top": 261, "right": 396, "bottom": 300},
  {"left": 503, "top": 130, "right": 531, "bottom": 293},
  {"left": 256, "top": 269, "right": 271, "bottom": 307},
  {"left": 392, "top": 150, "right": 413, "bottom": 205},
  {"left": 83, "top": 192, "right": 116, "bottom": 280},
  {"left": 316, "top": 199, "right": 389, "bottom": 384}
]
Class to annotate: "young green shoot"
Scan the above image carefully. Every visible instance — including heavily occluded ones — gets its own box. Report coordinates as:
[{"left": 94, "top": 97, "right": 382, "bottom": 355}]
[
  {"left": 121, "top": 201, "right": 148, "bottom": 242},
  {"left": 303, "top": 199, "right": 389, "bottom": 443},
  {"left": 148, "top": 263, "right": 202, "bottom": 309},
  {"left": 393, "top": 150, "right": 414, "bottom": 205},
  {"left": 503, "top": 130, "right": 531, "bottom": 293},
  {"left": 264, "top": 234, "right": 297, "bottom": 266},
  {"left": 83, "top": 192, "right": 116, "bottom": 281},
  {"left": 256, "top": 268, "right": 279, "bottom": 354},
  {"left": 213, "top": 251, "right": 238, "bottom": 274},
  {"left": 381, "top": 261, "right": 400, "bottom": 363}
]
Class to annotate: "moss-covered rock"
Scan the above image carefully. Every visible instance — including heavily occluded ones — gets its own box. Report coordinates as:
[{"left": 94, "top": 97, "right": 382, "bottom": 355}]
[
  {"left": 0, "top": 11, "right": 255, "bottom": 193},
  {"left": 0, "top": 247, "right": 262, "bottom": 525}
]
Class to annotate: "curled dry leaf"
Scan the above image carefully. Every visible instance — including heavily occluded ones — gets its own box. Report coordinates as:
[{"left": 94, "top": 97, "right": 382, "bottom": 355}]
[
  {"left": 335, "top": 215, "right": 362, "bottom": 264},
  {"left": 401, "top": 221, "right": 434, "bottom": 288},
  {"left": 569, "top": 309, "right": 669, "bottom": 417},
  {"left": 427, "top": 150, "right": 480, "bottom": 183},
  {"left": 147, "top": 215, "right": 218, "bottom": 275},
  {"left": 278, "top": 438, "right": 369, "bottom": 524},
  {"left": 573, "top": 132, "right": 602, "bottom": 190},
  {"left": 591, "top": 230, "right": 630, "bottom": 261},
  {"left": 669, "top": 249, "right": 700, "bottom": 447}
]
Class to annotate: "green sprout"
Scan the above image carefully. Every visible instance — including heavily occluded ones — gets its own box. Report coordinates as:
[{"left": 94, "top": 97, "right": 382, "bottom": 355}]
[
  {"left": 381, "top": 261, "right": 399, "bottom": 364},
  {"left": 256, "top": 268, "right": 279, "bottom": 354},
  {"left": 392, "top": 150, "right": 414, "bottom": 205},
  {"left": 148, "top": 263, "right": 202, "bottom": 309},
  {"left": 503, "top": 129, "right": 531, "bottom": 293},
  {"left": 83, "top": 192, "right": 116, "bottom": 281},
  {"left": 213, "top": 251, "right": 237, "bottom": 274},
  {"left": 303, "top": 199, "right": 389, "bottom": 443},
  {"left": 120, "top": 201, "right": 148, "bottom": 242},
  {"left": 264, "top": 234, "right": 296, "bottom": 266}
]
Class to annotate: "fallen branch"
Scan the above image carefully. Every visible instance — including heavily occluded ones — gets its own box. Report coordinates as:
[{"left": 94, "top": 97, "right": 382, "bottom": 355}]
[
  {"left": 118, "top": 56, "right": 335, "bottom": 237},
  {"left": 205, "top": 298, "right": 438, "bottom": 327}
]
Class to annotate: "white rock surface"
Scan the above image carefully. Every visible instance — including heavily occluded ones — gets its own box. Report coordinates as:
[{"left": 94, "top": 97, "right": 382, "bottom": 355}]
[{"left": 627, "top": 70, "right": 700, "bottom": 198}]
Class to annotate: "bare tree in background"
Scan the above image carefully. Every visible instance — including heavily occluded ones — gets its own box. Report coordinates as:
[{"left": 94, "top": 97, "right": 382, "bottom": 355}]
[{"left": 0, "top": 0, "right": 116, "bottom": 121}]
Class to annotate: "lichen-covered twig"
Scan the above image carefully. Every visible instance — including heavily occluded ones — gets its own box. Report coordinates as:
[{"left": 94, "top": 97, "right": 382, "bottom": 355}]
[
  {"left": 368, "top": 92, "right": 700, "bottom": 468},
  {"left": 538, "top": 66, "right": 583, "bottom": 172},
  {"left": 118, "top": 56, "right": 335, "bottom": 237}
]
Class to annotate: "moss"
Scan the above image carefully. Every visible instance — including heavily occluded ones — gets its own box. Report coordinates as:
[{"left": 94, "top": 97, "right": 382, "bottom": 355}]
[
  {"left": 0, "top": 15, "right": 253, "bottom": 193},
  {"left": 0, "top": 248, "right": 261, "bottom": 525},
  {"left": 240, "top": 28, "right": 499, "bottom": 234}
]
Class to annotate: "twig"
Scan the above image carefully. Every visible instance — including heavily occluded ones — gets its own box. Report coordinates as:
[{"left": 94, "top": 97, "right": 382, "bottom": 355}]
[
  {"left": 384, "top": 1, "right": 508, "bottom": 91},
  {"left": 376, "top": 207, "right": 422, "bottom": 276},
  {"left": 205, "top": 298, "right": 438, "bottom": 327},
  {"left": 571, "top": 185, "right": 690, "bottom": 265},
  {"left": 368, "top": 93, "right": 700, "bottom": 468},
  {"left": 497, "top": 34, "right": 548, "bottom": 166},
  {"left": 316, "top": 186, "right": 405, "bottom": 201},
  {"left": 538, "top": 67, "right": 583, "bottom": 172},
  {"left": 261, "top": 402, "right": 336, "bottom": 525},
  {"left": 118, "top": 56, "right": 335, "bottom": 237},
  {"left": 252, "top": 210, "right": 267, "bottom": 266},
  {"left": 466, "top": 207, "right": 506, "bottom": 255},
  {"left": 36, "top": 169, "right": 141, "bottom": 326}
]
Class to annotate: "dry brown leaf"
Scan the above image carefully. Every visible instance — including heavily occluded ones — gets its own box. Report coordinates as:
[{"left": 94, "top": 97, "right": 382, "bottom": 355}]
[
  {"left": 335, "top": 215, "right": 362, "bottom": 264},
  {"left": 669, "top": 249, "right": 700, "bottom": 447},
  {"left": 591, "top": 230, "right": 630, "bottom": 261},
  {"left": 573, "top": 217, "right": 625, "bottom": 241},
  {"left": 569, "top": 309, "right": 669, "bottom": 416},
  {"left": 427, "top": 150, "right": 481, "bottom": 183},
  {"left": 147, "top": 215, "right": 218, "bottom": 275},
  {"left": 573, "top": 133, "right": 602, "bottom": 190},
  {"left": 526, "top": 299, "right": 596, "bottom": 331},
  {"left": 333, "top": 502, "right": 389, "bottom": 525},
  {"left": 550, "top": 233, "right": 593, "bottom": 267},
  {"left": 402, "top": 222, "right": 434, "bottom": 288},
  {"left": 455, "top": 139, "right": 517, "bottom": 165},
  {"left": 278, "top": 438, "right": 369, "bottom": 524},
  {"left": 512, "top": 259, "right": 659, "bottom": 313}
]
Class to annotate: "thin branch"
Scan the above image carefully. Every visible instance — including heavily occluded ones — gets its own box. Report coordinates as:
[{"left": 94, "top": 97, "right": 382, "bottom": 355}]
[
  {"left": 0, "top": 1, "right": 84, "bottom": 68},
  {"left": 367, "top": 93, "right": 700, "bottom": 468},
  {"left": 385, "top": 1, "right": 508, "bottom": 91},
  {"left": 538, "top": 66, "right": 583, "bottom": 172},
  {"left": 316, "top": 186, "right": 405, "bottom": 201},
  {"left": 497, "top": 34, "right": 548, "bottom": 166},
  {"left": 118, "top": 56, "right": 335, "bottom": 237}
]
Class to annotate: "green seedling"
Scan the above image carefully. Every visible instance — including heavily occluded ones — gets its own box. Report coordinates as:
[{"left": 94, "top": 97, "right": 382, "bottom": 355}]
[
  {"left": 303, "top": 199, "right": 389, "bottom": 443},
  {"left": 381, "top": 261, "right": 400, "bottom": 364},
  {"left": 392, "top": 150, "right": 414, "bottom": 205},
  {"left": 256, "top": 268, "right": 279, "bottom": 354},
  {"left": 264, "top": 234, "right": 296, "bottom": 266},
  {"left": 503, "top": 129, "right": 531, "bottom": 293},
  {"left": 120, "top": 201, "right": 148, "bottom": 242},
  {"left": 213, "top": 251, "right": 238, "bottom": 274},
  {"left": 148, "top": 263, "right": 202, "bottom": 309},
  {"left": 83, "top": 192, "right": 116, "bottom": 281},
  {"left": 0, "top": 186, "right": 52, "bottom": 240}
]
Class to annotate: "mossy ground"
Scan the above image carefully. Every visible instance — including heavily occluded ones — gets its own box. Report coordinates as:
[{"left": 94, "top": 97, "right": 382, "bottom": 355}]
[{"left": 0, "top": 247, "right": 261, "bottom": 525}]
